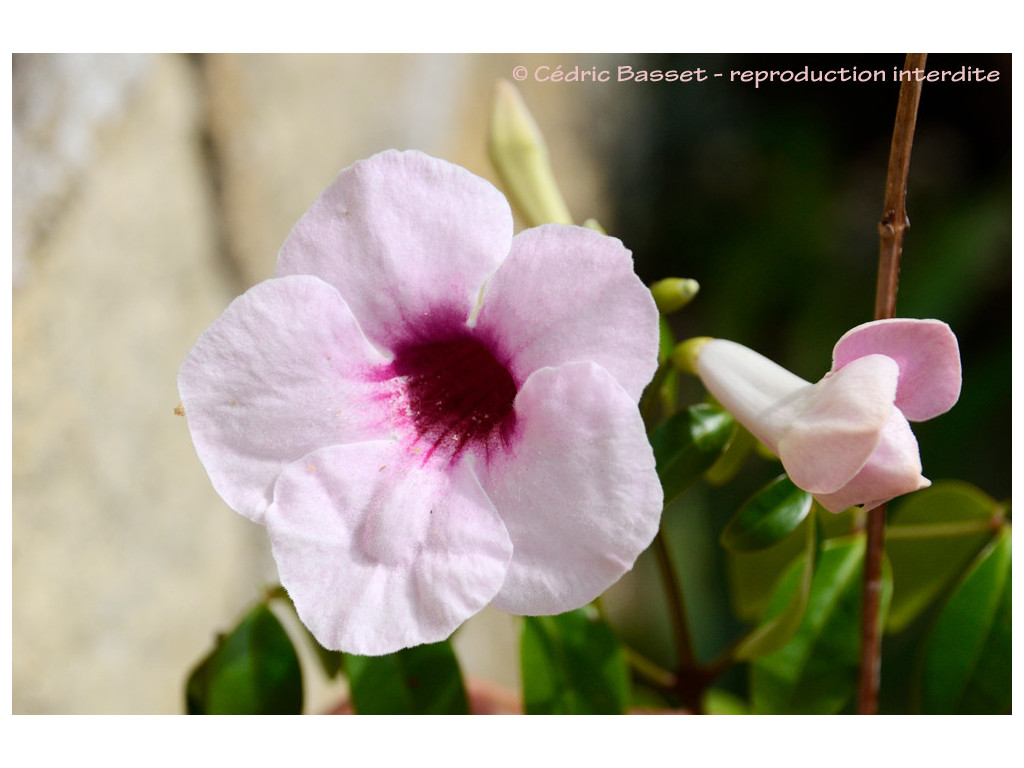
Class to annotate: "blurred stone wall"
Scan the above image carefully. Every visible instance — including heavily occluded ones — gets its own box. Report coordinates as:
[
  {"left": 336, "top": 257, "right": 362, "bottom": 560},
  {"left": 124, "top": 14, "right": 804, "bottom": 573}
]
[{"left": 12, "top": 52, "right": 624, "bottom": 713}]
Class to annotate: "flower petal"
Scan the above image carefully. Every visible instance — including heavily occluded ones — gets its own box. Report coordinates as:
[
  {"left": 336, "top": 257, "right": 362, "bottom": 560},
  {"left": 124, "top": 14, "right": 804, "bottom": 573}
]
[
  {"left": 177, "top": 275, "right": 389, "bottom": 523},
  {"left": 473, "top": 225, "right": 659, "bottom": 401},
  {"left": 831, "top": 318, "right": 961, "bottom": 421},
  {"left": 778, "top": 354, "right": 900, "bottom": 494},
  {"left": 276, "top": 150, "right": 514, "bottom": 350},
  {"left": 478, "top": 362, "right": 663, "bottom": 615},
  {"left": 813, "top": 408, "right": 929, "bottom": 513},
  {"left": 265, "top": 441, "right": 513, "bottom": 656}
]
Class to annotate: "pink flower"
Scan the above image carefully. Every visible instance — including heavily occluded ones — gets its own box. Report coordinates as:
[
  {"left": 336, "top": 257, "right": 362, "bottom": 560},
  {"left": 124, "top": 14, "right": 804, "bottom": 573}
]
[
  {"left": 178, "top": 150, "right": 662, "bottom": 655},
  {"left": 695, "top": 319, "right": 961, "bottom": 513}
]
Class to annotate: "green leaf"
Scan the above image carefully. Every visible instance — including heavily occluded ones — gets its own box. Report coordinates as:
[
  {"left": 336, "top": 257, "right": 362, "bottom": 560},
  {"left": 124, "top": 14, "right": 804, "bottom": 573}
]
[
  {"left": 750, "top": 535, "right": 892, "bottom": 714},
  {"left": 649, "top": 404, "right": 736, "bottom": 504},
  {"left": 521, "top": 608, "right": 630, "bottom": 714},
  {"left": 185, "top": 602, "right": 303, "bottom": 714},
  {"left": 345, "top": 641, "right": 468, "bottom": 714},
  {"left": 721, "top": 474, "right": 813, "bottom": 552},
  {"left": 918, "top": 525, "right": 1011, "bottom": 714},
  {"left": 702, "top": 688, "right": 749, "bottom": 714},
  {"left": 726, "top": 497, "right": 856, "bottom": 624},
  {"left": 886, "top": 481, "right": 1003, "bottom": 632},
  {"left": 733, "top": 508, "right": 819, "bottom": 660},
  {"left": 310, "top": 636, "right": 345, "bottom": 679},
  {"left": 704, "top": 424, "right": 756, "bottom": 485}
]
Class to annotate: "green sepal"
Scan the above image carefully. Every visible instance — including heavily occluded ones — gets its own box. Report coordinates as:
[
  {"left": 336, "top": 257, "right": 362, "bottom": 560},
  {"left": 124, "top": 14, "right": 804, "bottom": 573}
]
[
  {"left": 885, "top": 481, "right": 1005, "bottom": 633},
  {"left": 185, "top": 601, "right": 303, "bottom": 715},
  {"left": 649, "top": 403, "right": 736, "bottom": 505},
  {"left": 520, "top": 607, "right": 631, "bottom": 714},
  {"left": 750, "top": 534, "right": 891, "bottom": 714},
  {"left": 344, "top": 640, "right": 469, "bottom": 715},
  {"left": 917, "top": 524, "right": 1011, "bottom": 714},
  {"left": 721, "top": 474, "right": 814, "bottom": 552}
]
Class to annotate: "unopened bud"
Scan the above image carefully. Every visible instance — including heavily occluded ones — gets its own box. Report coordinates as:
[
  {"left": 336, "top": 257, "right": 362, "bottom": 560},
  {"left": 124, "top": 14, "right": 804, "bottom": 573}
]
[
  {"left": 651, "top": 277, "right": 700, "bottom": 314},
  {"left": 488, "top": 80, "right": 573, "bottom": 227}
]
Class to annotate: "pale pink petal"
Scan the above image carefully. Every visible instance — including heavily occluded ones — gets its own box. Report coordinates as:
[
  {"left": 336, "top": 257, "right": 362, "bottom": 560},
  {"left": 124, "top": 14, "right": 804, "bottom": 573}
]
[
  {"left": 696, "top": 339, "right": 811, "bottom": 452},
  {"left": 178, "top": 275, "right": 390, "bottom": 523},
  {"left": 473, "top": 225, "right": 659, "bottom": 401},
  {"left": 813, "top": 409, "right": 929, "bottom": 513},
  {"left": 478, "top": 362, "right": 663, "bottom": 615},
  {"left": 778, "top": 354, "right": 900, "bottom": 494},
  {"left": 265, "top": 441, "right": 513, "bottom": 656},
  {"left": 276, "top": 150, "right": 513, "bottom": 350},
  {"left": 831, "top": 318, "right": 961, "bottom": 421}
]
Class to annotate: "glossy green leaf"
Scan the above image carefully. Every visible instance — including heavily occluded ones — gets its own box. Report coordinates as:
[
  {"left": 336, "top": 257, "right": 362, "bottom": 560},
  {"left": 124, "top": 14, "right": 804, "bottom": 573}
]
[
  {"left": 649, "top": 404, "right": 736, "bottom": 504},
  {"left": 521, "top": 607, "right": 630, "bottom": 714},
  {"left": 727, "top": 509, "right": 820, "bottom": 623},
  {"left": 345, "top": 640, "right": 468, "bottom": 714},
  {"left": 886, "top": 481, "right": 1003, "bottom": 632},
  {"left": 750, "top": 535, "right": 891, "bottom": 714},
  {"left": 918, "top": 525, "right": 1011, "bottom": 714},
  {"left": 185, "top": 602, "right": 303, "bottom": 714},
  {"left": 704, "top": 424, "right": 756, "bottom": 486},
  {"left": 722, "top": 474, "right": 813, "bottom": 552},
  {"left": 733, "top": 508, "right": 819, "bottom": 660}
]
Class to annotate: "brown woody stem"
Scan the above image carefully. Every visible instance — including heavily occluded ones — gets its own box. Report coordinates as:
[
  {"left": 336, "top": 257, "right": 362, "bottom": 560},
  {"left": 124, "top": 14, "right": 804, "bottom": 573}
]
[{"left": 858, "top": 52, "right": 927, "bottom": 716}]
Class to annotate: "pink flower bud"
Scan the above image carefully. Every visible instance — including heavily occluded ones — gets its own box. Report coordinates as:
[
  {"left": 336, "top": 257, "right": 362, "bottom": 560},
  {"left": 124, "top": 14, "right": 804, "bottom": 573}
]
[{"left": 695, "top": 319, "right": 961, "bottom": 512}]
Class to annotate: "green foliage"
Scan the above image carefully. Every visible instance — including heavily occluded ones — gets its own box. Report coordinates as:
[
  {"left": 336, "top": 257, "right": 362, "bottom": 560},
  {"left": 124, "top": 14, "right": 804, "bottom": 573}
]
[
  {"left": 658, "top": 314, "right": 675, "bottom": 363},
  {"left": 750, "top": 535, "right": 891, "bottom": 714},
  {"left": 186, "top": 602, "right": 303, "bottom": 715},
  {"left": 918, "top": 525, "right": 1011, "bottom": 714},
  {"left": 721, "top": 474, "right": 813, "bottom": 552},
  {"left": 311, "top": 640, "right": 345, "bottom": 679},
  {"left": 704, "top": 424, "right": 756, "bottom": 486},
  {"left": 885, "top": 481, "right": 1004, "bottom": 633},
  {"left": 520, "top": 608, "right": 631, "bottom": 714},
  {"left": 345, "top": 641, "right": 468, "bottom": 715},
  {"left": 702, "top": 688, "right": 749, "bottom": 714},
  {"left": 733, "top": 508, "right": 819, "bottom": 661},
  {"left": 649, "top": 404, "right": 736, "bottom": 505},
  {"left": 727, "top": 514, "right": 815, "bottom": 624}
]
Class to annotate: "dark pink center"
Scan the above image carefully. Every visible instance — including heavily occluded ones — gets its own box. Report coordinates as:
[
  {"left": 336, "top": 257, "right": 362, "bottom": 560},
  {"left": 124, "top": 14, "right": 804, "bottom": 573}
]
[{"left": 391, "top": 335, "right": 517, "bottom": 462}]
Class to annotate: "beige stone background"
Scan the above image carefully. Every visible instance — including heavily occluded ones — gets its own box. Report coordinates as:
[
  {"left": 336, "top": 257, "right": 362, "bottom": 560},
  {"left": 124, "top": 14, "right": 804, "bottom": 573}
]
[{"left": 12, "top": 52, "right": 632, "bottom": 714}]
